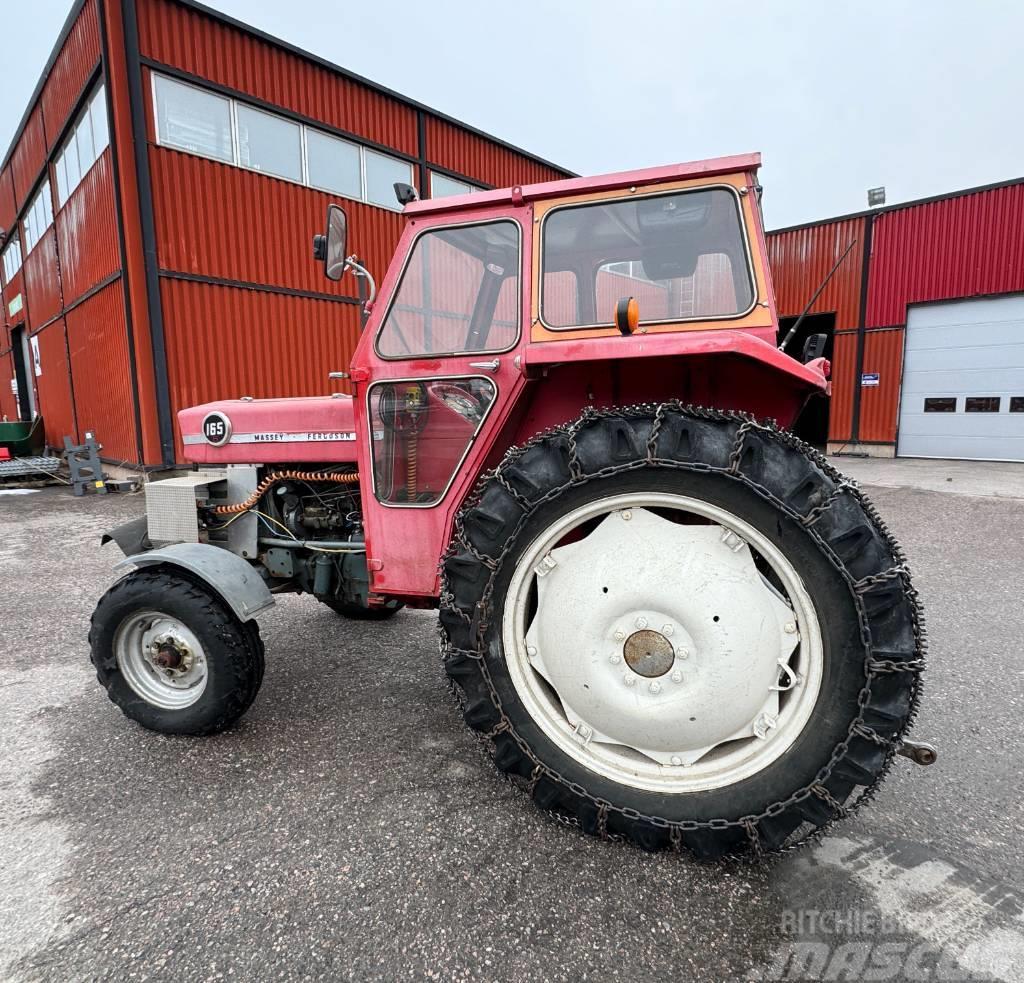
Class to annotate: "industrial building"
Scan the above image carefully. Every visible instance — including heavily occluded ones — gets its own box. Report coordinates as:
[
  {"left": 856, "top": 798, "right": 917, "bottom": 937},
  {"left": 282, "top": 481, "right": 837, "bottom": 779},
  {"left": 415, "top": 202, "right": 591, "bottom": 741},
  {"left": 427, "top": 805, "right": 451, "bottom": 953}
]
[
  {"left": 0, "top": 0, "right": 570, "bottom": 467},
  {"left": 3, "top": 1, "right": 1022, "bottom": 468},
  {"left": 767, "top": 178, "right": 1024, "bottom": 462}
]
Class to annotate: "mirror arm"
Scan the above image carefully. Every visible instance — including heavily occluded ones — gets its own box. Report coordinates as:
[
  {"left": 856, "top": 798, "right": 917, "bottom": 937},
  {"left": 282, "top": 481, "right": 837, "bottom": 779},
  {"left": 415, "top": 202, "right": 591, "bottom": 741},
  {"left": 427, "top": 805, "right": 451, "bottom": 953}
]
[{"left": 345, "top": 256, "right": 377, "bottom": 306}]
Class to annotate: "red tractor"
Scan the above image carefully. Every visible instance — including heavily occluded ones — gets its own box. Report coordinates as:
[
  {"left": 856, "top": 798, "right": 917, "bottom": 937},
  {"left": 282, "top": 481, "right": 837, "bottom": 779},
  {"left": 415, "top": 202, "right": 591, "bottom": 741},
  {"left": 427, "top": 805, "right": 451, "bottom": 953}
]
[{"left": 90, "top": 154, "right": 931, "bottom": 857}]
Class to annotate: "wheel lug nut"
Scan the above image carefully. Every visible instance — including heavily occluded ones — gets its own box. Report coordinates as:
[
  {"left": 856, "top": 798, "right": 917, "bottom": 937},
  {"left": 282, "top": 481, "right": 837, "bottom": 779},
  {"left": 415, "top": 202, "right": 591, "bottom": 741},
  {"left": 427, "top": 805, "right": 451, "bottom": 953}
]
[
  {"left": 621, "top": 510, "right": 632, "bottom": 521},
  {"left": 526, "top": 645, "right": 538, "bottom": 657},
  {"left": 623, "top": 674, "right": 636, "bottom": 687},
  {"left": 635, "top": 616, "right": 648, "bottom": 629},
  {"left": 609, "top": 654, "right": 621, "bottom": 665},
  {"left": 671, "top": 669, "right": 683, "bottom": 683},
  {"left": 613, "top": 630, "right": 625, "bottom": 641},
  {"left": 649, "top": 681, "right": 661, "bottom": 694},
  {"left": 678, "top": 649, "right": 690, "bottom": 660},
  {"left": 670, "top": 756, "right": 682, "bottom": 766},
  {"left": 784, "top": 622, "right": 797, "bottom": 634},
  {"left": 662, "top": 624, "right": 674, "bottom": 636}
]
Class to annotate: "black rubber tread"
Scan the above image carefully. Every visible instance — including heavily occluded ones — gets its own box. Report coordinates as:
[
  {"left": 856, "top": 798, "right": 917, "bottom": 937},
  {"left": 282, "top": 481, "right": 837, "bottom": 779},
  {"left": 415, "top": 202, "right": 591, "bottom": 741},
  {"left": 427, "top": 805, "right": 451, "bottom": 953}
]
[
  {"left": 438, "top": 405, "right": 924, "bottom": 859},
  {"left": 321, "top": 598, "right": 404, "bottom": 621},
  {"left": 89, "top": 567, "right": 265, "bottom": 736}
]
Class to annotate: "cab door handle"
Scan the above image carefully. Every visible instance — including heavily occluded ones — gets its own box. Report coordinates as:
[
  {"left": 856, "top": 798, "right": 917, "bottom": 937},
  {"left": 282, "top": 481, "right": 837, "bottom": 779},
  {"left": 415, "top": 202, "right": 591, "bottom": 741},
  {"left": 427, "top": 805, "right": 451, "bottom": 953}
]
[{"left": 468, "top": 359, "right": 500, "bottom": 372}]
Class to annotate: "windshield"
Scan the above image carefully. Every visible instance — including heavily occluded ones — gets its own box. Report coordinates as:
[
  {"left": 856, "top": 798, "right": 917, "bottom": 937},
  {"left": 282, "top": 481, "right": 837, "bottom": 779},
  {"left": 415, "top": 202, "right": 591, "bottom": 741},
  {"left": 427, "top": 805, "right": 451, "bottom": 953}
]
[
  {"left": 376, "top": 220, "right": 520, "bottom": 358},
  {"left": 540, "top": 187, "right": 755, "bottom": 329}
]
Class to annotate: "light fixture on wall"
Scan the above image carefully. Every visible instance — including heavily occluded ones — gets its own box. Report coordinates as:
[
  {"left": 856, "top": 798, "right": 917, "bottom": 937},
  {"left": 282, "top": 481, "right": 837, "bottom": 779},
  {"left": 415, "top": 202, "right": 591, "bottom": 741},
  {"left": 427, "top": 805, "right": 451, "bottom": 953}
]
[{"left": 867, "top": 187, "right": 886, "bottom": 207}]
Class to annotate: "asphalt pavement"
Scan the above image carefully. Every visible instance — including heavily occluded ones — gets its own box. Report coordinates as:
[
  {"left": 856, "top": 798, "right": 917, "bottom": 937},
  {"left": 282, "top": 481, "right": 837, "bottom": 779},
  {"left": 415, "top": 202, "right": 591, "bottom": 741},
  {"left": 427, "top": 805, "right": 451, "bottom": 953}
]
[{"left": 1, "top": 461, "right": 1022, "bottom": 982}]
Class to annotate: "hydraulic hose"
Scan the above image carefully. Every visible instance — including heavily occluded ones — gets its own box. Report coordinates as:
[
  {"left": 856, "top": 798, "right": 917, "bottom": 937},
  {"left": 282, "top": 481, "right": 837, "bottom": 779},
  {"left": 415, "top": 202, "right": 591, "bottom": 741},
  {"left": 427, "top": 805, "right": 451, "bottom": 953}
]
[{"left": 210, "top": 470, "right": 360, "bottom": 515}]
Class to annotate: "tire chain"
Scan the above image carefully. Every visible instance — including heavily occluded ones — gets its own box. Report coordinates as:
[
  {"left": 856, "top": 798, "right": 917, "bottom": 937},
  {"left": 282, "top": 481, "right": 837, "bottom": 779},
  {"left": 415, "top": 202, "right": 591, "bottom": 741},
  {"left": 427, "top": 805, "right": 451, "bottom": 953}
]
[{"left": 438, "top": 402, "right": 927, "bottom": 860}]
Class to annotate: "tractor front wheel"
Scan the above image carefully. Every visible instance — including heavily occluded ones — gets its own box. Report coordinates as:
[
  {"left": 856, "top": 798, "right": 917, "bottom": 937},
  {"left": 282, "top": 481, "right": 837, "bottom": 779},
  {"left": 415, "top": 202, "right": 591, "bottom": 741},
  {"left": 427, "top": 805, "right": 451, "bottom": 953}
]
[
  {"left": 89, "top": 569, "right": 265, "bottom": 735},
  {"left": 440, "top": 405, "right": 924, "bottom": 858}
]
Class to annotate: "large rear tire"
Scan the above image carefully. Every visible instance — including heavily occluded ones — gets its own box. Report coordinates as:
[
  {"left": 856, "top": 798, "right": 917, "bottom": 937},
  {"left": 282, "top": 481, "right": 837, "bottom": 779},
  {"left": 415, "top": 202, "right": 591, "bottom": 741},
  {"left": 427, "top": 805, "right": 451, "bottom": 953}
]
[
  {"left": 90, "top": 568, "right": 265, "bottom": 736},
  {"left": 439, "top": 405, "right": 924, "bottom": 858}
]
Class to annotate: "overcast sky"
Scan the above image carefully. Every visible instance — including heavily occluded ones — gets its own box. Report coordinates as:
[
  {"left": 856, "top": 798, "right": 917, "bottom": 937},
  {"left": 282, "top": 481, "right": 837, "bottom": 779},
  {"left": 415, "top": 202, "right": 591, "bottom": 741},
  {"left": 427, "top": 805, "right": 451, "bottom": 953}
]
[{"left": 3, "top": 0, "right": 1022, "bottom": 228}]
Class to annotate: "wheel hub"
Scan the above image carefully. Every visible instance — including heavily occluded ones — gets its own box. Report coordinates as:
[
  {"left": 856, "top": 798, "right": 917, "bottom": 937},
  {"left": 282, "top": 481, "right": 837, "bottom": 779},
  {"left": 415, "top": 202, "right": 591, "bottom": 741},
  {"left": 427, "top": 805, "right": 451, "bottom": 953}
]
[
  {"left": 622, "top": 629, "right": 675, "bottom": 678},
  {"left": 114, "top": 612, "right": 209, "bottom": 710},
  {"left": 508, "top": 495, "right": 823, "bottom": 790}
]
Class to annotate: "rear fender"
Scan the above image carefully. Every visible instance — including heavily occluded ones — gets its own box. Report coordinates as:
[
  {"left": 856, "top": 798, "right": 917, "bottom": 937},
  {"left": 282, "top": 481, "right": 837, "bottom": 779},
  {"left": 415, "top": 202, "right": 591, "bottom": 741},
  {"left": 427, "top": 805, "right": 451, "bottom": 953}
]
[
  {"left": 101, "top": 515, "right": 151, "bottom": 557},
  {"left": 114, "top": 543, "right": 274, "bottom": 622}
]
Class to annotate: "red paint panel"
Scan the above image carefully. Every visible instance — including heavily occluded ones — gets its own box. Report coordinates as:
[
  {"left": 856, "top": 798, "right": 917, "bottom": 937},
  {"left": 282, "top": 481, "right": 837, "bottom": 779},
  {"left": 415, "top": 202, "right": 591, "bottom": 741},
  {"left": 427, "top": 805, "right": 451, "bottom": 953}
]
[
  {"left": 2, "top": 269, "right": 27, "bottom": 328},
  {"left": 56, "top": 150, "right": 120, "bottom": 304},
  {"left": 828, "top": 332, "right": 858, "bottom": 442},
  {"left": 149, "top": 145, "right": 404, "bottom": 292},
  {"left": 858, "top": 329, "right": 905, "bottom": 443},
  {"left": 868, "top": 183, "right": 1024, "bottom": 327},
  {"left": 425, "top": 117, "right": 568, "bottom": 189},
  {"left": 0, "top": 166, "right": 15, "bottom": 239},
  {"left": 766, "top": 217, "right": 865, "bottom": 329},
  {"left": 137, "top": 0, "right": 417, "bottom": 155},
  {"left": 23, "top": 230, "right": 62, "bottom": 330},
  {"left": 41, "top": 0, "right": 101, "bottom": 145},
  {"left": 32, "top": 319, "right": 77, "bottom": 447},
  {"left": 11, "top": 107, "right": 48, "bottom": 210},
  {"left": 160, "top": 277, "right": 360, "bottom": 461},
  {"left": 0, "top": 350, "right": 18, "bottom": 421},
  {"left": 66, "top": 280, "right": 138, "bottom": 462}
]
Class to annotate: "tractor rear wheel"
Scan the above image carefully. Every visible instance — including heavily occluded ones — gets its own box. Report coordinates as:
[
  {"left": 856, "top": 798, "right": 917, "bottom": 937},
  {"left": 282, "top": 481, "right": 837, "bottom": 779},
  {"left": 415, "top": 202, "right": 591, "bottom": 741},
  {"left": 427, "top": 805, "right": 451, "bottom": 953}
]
[
  {"left": 89, "top": 569, "right": 265, "bottom": 735},
  {"left": 439, "top": 405, "right": 924, "bottom": 858}
]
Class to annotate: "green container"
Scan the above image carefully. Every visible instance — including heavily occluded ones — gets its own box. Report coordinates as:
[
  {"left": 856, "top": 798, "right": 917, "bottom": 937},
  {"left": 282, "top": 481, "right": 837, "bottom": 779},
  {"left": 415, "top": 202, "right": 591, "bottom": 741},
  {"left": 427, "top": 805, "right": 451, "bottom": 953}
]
[{"left": 0, "top": 416, "right": 45, "bottom": 456}]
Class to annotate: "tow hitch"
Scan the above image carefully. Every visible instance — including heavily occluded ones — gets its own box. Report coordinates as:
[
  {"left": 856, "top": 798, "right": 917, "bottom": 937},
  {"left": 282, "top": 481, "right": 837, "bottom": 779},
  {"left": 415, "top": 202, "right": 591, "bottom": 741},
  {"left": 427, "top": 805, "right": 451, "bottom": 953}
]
[{"left": 897, "top": 739, "right": 938, "bottom": 766}]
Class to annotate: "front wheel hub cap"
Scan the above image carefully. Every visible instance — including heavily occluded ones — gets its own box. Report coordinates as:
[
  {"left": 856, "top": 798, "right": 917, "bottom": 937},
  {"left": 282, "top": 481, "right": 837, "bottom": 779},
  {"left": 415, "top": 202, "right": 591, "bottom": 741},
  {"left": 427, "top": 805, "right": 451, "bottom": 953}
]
[{"left": 622, "top": 629, "right": 675, "bottom": 677}]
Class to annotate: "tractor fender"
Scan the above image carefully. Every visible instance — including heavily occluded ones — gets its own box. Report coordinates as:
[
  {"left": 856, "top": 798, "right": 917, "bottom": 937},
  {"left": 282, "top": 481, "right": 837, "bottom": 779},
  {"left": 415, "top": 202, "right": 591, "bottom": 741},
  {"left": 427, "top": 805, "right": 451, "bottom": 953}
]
[
  {"left": 114, "top": 543, "right": 274, "bottom": 622},
  {"left": 101, "top": 515, "right": 151, "bottom": 556}
]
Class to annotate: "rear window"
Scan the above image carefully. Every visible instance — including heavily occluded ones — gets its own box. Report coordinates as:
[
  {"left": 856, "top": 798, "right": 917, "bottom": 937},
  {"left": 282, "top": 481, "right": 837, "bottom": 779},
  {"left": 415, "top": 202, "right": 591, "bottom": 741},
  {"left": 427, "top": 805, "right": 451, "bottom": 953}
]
[{"left": 540, "top": 187, "right": 755, "bottom": 329}]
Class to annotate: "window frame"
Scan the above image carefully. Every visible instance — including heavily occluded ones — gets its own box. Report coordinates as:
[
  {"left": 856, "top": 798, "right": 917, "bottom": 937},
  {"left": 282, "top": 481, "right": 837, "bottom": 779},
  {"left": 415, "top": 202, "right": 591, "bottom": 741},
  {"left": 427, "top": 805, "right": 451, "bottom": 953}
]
[
  {"left": 365, "top": 374, "right": 500, "bottom": 509},
  {"left": 373, "top": 217, "right": 524, "bottom": 361},
  {"left": 430, "top": 171, "right": 480, "bottom": 199},
  {"left": 537, "top": 183, "right": 758, "bottom": 332},
  {"left": 2, "top": 234, "right": 23, "bottom": 285},
  {"left": 55, "top": 81, "right": 110, "bottom": 209},
  {"left": 22, "top": 181, "right": 54, "bottom": 256},
  {"left": 149, "top": 71, "right": 417, "bottom": 213}
]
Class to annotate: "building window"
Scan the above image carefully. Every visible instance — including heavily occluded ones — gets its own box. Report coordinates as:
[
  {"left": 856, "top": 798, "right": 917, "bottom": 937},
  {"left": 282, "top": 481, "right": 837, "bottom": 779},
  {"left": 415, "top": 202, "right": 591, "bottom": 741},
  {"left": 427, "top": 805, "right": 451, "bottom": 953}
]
[
  {"left": 1010, "top": 397, "right": 1024, "bottom": 413},
  {"left": 236, "top": 104, "right": 302, "bottom": 182},
  {"left": 306, "top": 129, "right": 361, "bottom": 199},
  {"left": 55, "top": 83, "right": 110, "bottom": 208},
  {"left": 430, "top": 172, "right": 480, "bottom": 198},
  {"left": 154, "top": 74, "right": 234, "bottom": 163},
  {"left": 150, "top": 72, "right": 419, "bottom": 212},
  {"left": 364, "top": 150, "right": 413, "bottom": 208},
  {"left": 965, "top": 397, "right": 1001, "bottom": 412},
  {"left": 923, "top": 397, "right": 956, "bottom": 412},
  {"left": 22, "top": 181, "right": 54, "bottom": 255},
  {"left": 1, "top": 234, "right": 22, "bottom": 284}
]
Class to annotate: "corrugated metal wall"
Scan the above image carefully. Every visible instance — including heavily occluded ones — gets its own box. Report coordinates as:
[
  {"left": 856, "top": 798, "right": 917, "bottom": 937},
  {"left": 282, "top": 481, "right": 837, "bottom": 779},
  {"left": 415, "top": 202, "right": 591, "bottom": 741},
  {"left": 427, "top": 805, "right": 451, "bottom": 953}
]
[
  {"left": 10, "top": 108, "right": 47, "bottom": 210},
  {"left": 66, "top": 281, "right": 137, "bottom": 459},
  {"left": 32, "top": 321, "right": 77, "bottom": 445},
  {"left": 42, "top": 0, "right": 101, "bottom": 147},
  {"left": 22, "top": 232, "right": 63, "bottom": 329},
  {"left": 858, "top": 328, "right": 904, "bottom": 443},
  {"left": 766, "top": 217, "right": 866, "bottom": 442},
  {"left": 867, "top": 182, "right": 1024, "bottom": 327}
]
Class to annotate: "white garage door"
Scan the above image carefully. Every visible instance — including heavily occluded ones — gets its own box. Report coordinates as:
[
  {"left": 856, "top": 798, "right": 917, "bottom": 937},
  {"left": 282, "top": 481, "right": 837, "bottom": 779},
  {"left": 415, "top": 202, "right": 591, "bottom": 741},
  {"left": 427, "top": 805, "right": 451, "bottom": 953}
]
[{"left": 898, "top": 294, "right": 1024, "bottom": 461}]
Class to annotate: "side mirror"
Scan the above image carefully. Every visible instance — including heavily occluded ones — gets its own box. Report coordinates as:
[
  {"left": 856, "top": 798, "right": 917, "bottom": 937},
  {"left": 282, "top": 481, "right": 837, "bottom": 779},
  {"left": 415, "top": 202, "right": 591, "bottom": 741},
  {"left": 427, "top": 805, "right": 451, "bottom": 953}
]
[
  {"left": 312, "top": 204, "right": 348, "bottom": 281},
  {"left": 802, "top": 333, "right": 828, "bottom": 363}
]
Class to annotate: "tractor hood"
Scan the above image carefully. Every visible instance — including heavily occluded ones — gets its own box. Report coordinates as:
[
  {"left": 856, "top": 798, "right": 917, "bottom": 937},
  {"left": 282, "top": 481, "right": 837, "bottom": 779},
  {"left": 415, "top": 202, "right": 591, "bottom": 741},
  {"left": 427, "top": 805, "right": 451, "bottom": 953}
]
[{"left": 179, "top": 396, "right": 359, "bottom": 465}]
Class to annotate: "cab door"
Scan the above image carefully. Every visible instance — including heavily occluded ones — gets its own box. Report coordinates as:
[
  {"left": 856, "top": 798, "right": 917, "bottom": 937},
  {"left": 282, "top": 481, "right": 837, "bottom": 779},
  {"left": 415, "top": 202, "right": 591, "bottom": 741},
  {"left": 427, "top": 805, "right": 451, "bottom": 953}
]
[{"left": 350, "top": 205, "right": 532, "bottom": 599}]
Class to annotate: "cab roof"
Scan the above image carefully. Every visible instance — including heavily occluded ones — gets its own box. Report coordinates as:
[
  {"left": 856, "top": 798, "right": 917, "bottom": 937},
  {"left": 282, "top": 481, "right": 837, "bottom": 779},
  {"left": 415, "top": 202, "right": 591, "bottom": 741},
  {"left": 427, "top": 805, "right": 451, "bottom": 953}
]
[{"left": 405, "top": 153, "right": 761, "bottom": 216}]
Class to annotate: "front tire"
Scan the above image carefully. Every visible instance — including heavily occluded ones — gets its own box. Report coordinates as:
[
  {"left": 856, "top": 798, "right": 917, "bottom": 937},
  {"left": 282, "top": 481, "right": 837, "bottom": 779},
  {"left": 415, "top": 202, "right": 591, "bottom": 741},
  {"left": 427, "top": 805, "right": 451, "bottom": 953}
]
[
  {"left": 89, "top": 569, "right": 265, "bottom": 735},
  {"left": 440, "top": 405, "right": 924, "bottom": 858}
]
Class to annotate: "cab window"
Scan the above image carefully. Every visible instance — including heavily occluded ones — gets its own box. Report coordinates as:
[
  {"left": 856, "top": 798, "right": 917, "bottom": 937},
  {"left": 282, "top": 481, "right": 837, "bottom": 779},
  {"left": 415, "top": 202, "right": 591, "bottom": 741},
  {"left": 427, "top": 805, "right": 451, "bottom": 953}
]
[
  {"left": 540, "top": 188, "right": 755, "bottom": 329},
  {"left": 376, "top": 220, "right": 520, "bottom": 358}
]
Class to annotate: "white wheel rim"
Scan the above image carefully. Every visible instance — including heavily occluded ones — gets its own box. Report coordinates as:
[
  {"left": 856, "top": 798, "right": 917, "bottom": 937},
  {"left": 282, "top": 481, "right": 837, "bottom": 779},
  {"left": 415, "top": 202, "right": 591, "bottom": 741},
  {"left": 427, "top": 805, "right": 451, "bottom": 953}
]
[
  {"left": 502, "top": 492, "right": 824, "bottom": 794},
  {"left": 114, "top": 610, "right": 209, "bottom": 710}
]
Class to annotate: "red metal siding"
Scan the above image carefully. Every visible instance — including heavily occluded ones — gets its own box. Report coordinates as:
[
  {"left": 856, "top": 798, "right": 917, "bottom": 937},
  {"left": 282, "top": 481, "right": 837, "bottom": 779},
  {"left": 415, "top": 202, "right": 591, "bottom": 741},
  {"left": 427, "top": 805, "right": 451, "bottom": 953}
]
[
  {"left": 56, "top": 150, "right": 120, "bottom": 304},
  {"left": 858, "top": 328, "right": 905, "bottom": 443},
  {"left": 0, "top": 166, "right": 15, "bottom": 239},
  {"left": 425, "top": 117, "right": 567, "bottom": 189},
  {"left": 22, "top": 231, "right": 63, "bottom": 330},
  {"left": 137, "top": 0, "right": 417, "bottom": 155},
  {"left": 867, "top": 183, "right": 1024, "bottom": 327},
  {"left": 0, "top": 350, "right": 18, "bottom": 421},
  {"left": 11, "top": 107, "right": 48, "bottom": 210},
  {"left": 766, "top": 217, "right": 865, "bottom": 329},
  {"left": 1, "top": 270, "right": 27, "bottom": 331},
  {"left": 160, "top": 278, "right": 360, "bottom": 460},
  {"left": 32, "top": 319, "right": 77, "bottom": 446},
  {"left": 66, "top": 280, "right": 138, "bottom": 461},
  {"left": 41, "top": 0, "right": 101, "bottom": 147},
  {"left": 828, "top": 332, "right": 858, "bottom": 442},
  {"left": 148, "top": 145, "right": 403, "bottom": 293}
]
